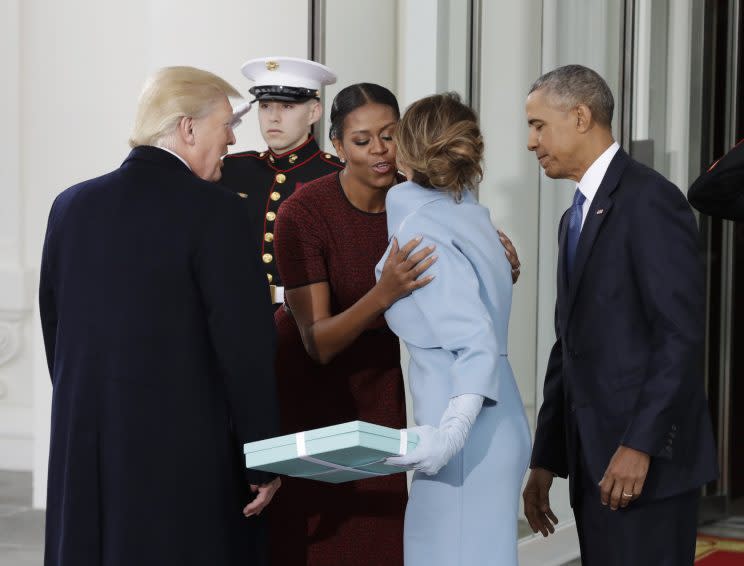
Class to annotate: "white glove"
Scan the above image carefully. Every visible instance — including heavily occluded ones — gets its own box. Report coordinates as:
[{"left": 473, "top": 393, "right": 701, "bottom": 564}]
[
  {"left": 386, "top": 393, "right": 484, "bottom": 476},
  {"left": 230, "top": 101, "right": 254, "bottom": 128}
]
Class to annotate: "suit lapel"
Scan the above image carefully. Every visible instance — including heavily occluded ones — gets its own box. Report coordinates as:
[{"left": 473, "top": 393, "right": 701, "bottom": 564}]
[
  {"left": 556, "top": 209, "right": 576, "bottom": 333},
  {"left": 557, "top": 210, "right": 571, "bottom": 315},
  {"left": 565, "top": 149, "right": 630, "bottom": 319}
]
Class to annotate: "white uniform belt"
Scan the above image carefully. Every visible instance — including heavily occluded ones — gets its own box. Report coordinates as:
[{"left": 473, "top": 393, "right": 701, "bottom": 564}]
[{"left": 269, "top": 285, "right": 285, "bottom": 304}]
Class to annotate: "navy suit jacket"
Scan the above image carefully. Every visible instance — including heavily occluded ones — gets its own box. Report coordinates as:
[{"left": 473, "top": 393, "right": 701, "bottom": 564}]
[
  {"left": 531, "top": 148, "right": 717, "bottom": 505},
  {"left": 39, "top": 146, "right": 280, "bottom": 566}
]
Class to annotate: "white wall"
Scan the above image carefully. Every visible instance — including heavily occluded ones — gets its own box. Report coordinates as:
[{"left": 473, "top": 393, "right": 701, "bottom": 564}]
[
  {"left": 516, "top": 2, "right": 625, "bottom": 561},
  {"left": 0, "top": 0, "right": 35, "bottom": 472},
  {"left": 3, "top": 0, "right": 308, "bottom": 509},
  {"left": 479, "top": 0, "right": 543, "bottom": 432},
  {"left": 476, "top": 2, "right": 584, "bottom": 562},
  {"left": 318, "top": 0, "right": 399, "bottom": 151},
  {"left": 397, "top": 0, "right": 438, "bottom": 108}
]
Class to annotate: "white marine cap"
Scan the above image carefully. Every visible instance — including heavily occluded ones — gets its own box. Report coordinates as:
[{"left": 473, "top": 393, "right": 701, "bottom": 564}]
[{"left": 240, "top": 56, "right": 337, "bottom": 102}]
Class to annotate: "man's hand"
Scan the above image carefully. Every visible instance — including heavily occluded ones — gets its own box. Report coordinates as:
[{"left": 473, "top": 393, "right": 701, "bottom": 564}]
[
  {"left": 598, "top": 445, "right": 650, "bottom": 510},
  {"left": 498, "top": 230, "right": 521, "bottom": 284},
  {"left": 523, "top": 467, "right": 559, "bottom": 537},
  {"left": 243, "top": 476, "right": 282, "bottom": 517}
]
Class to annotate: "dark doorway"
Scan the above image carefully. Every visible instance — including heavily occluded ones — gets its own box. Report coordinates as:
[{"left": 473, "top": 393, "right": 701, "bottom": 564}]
[{"left": 698, "top": 0, "right": 744, "bottom": 517}]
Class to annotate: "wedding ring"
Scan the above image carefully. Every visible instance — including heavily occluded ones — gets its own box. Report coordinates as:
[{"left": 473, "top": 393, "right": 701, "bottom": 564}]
[{"left": 622, "top": 492, "right": 633, "bottom": 498}]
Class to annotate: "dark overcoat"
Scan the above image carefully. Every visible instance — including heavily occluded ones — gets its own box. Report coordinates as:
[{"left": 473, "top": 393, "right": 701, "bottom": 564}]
[{"left": 39, "top": 146, "right": 280, "bottom": 566}]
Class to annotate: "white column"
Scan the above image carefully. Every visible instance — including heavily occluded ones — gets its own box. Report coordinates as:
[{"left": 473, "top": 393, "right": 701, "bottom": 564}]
[
  {"left": 397, "top": 0, "right": 439, "bottom": 108},
  {"left": 0, "top": 0, "right": 34, "bottom": 472},
  {"left": 317, "top": 0, "right": 399, "bottom": 152},
  {"left": 665, "top": 0, "right": 693, "bottom": 190},
  {"left": 479, "top": 0, "right": 543, "bottom": 441},
  {"left": 478, "top": 2, "right": 582, "bottom": 560},
  {"left": 633, "top": 0, "right": 652, "bottom": 140}
]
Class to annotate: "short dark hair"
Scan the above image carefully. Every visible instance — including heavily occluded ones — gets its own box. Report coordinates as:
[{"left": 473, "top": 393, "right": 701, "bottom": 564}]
[
  {"left": 529, "top": 64, "right": 614, "bottom": 127},
  {"left": 328, "top": 83, "right": 400, "bottom": 141}
]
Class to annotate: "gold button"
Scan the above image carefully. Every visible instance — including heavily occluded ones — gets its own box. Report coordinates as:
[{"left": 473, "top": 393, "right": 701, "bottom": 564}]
[
  {"left": 289, "top": 154, "right": 298, "bottom": 164},
  {"left": 267, "top": 273, "right": 273, "bottom": 283},
  {"left": 275, "top": 173, "right": 286, "bottom": 184},
  {"left": 262, "top": 253, "right": 273, "bottom": 264},
  {"left": 237, "top": 192, "right": 248, "bottom": 198},
  {"left": 264, "top": 232, "right": 274, "bottom": 242},
  {"left": 270, "top": 191, "right": 281, "bottom": 201},
  {"left": 324, "top": 153, "right": 332, "bottom": 158},
  {"left": 266, "top": 211, "right": 276, "bottom": 222},
  {"left": 269, "top": 155, "right": 275, "bottom": 163}
]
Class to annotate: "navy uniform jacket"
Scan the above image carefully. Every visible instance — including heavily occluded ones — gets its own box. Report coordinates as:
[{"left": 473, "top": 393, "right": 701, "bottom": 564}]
[
  {"left": 39, "top": 146, "right": 280, "bottom": 566},
  {"left": 531, "top": 149, "right": 717, "bottom": 505},
  {"left": 688, "top": 139, "right": 744, "bottom": 221},
  {"left": 220, "top": 136, "right": 343, "bottom": 289}
]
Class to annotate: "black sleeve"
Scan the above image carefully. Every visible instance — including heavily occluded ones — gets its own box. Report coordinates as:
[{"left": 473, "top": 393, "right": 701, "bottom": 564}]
[
  {"left": 622, "top": 177, "right": 705, "bottom": 455},
  {"left": 194, "top": 193, "right": 280, "bottom": 485},
  {"left": 531, "top": 335, "right": 568, "bottom": 478},
  {"left": 688, "top": 141, "right": 744, "bottom": 221},
  {"left": 530, "top": 213, "right": 568, "bottom": 477},
  {"left": 39, "top": 198, "right": 59, "bottom": 380}
]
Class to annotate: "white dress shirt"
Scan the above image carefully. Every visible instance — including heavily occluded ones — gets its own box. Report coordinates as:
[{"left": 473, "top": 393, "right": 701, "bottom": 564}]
[{"left": 577, "top": 141, "right": 620, "bottom": 229}]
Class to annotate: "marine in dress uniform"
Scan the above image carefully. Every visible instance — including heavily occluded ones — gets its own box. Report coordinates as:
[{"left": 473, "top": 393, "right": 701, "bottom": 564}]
[
  {"left": 688, "top": 138, "right": 744, "bottom": 221},
  {"left": 221, "top": 57, "right": 343, "bottom": 304}
]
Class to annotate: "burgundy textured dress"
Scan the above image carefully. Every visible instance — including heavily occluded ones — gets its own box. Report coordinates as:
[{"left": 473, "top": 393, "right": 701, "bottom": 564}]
[{"left": 268, "top": 172, "right": 407, "bottom": 566}]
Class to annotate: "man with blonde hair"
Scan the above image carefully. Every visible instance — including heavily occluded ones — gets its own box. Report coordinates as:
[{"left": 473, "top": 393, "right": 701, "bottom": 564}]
[{"left": 40, "top": 66, "right": 281, "bottom": 566}]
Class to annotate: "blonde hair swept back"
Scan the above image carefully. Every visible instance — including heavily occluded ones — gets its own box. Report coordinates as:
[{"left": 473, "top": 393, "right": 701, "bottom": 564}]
[
  {"left": 394, "top": 92, "right": 483, "bottom": 201},
  {"left": 129, "top": 66, "right": 241, "bottom": 149}
]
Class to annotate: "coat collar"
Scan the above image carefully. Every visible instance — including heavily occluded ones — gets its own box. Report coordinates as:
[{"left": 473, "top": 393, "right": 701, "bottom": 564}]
[
  {"left": 122, "top": 145, "right": 194, "bottom": 175},
  {"left": 385, "top": 181, "right": 467, "bottom": 236},
  {"left": 264, "top": 136, "right": 323, "bottom": 170},
  {"left": 563, "top": 147, "right": 631, "bottom": 320}
]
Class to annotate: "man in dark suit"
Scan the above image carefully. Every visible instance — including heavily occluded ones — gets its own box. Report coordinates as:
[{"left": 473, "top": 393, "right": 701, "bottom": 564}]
[
  {"left": 40, "top": 66, "right": 281, "bottom": 566},
  {"left": 688, "top": 139, "right": 744, "bottom": 221},
  {"left": 522, "top": 65, "right": 717, "bottom": 565}
]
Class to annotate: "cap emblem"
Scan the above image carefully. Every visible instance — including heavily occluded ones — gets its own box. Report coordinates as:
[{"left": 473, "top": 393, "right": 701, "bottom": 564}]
[{"left": 266, "top": 61, "right": 280, "bottom": 71}]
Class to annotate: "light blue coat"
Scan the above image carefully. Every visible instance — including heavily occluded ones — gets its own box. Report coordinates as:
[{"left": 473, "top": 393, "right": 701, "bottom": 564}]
[{"left": 376, "top": 181, "right": 531, "bottom": 566}]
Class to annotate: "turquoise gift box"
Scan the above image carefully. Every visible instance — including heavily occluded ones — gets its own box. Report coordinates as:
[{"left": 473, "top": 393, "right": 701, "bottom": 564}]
[{"left": 243, "top": 420, "right": 418, "bottom": 484}]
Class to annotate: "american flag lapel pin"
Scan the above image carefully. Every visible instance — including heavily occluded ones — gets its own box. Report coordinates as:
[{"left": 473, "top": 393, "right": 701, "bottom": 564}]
[{"left": 596, "top": 208, "right": 605, "bottom": 215}]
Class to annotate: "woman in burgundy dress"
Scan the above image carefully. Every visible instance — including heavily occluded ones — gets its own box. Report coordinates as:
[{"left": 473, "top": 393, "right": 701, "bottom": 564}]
[{"left": 267, "top": 84, "right": 436, "bottom": 566}]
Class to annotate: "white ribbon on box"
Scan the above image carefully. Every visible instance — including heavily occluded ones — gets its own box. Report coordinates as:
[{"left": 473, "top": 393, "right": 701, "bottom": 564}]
[{"left": 293, "top": 429, "right": 409, "bottom": 479}]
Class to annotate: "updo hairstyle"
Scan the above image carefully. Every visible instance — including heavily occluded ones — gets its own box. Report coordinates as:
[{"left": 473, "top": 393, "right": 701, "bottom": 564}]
[
  {"left": 394, "top": 92, "right": 483, "bottom": 200},
  {"left": 328, "top": 83, "right": 400, "bottom": 141}
]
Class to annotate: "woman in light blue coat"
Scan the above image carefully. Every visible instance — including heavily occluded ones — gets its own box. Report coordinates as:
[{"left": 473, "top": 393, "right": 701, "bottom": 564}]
[{"left": 376, "top": 93, "right": 531, "bottom": 565}]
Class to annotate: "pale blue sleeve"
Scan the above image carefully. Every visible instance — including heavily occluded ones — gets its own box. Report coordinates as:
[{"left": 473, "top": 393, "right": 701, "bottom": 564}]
[{"left": 386, "top": 216, "right": 504, "bottom": 402}]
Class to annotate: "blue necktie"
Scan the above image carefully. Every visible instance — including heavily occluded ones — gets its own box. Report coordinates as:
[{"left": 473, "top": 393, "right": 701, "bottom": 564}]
[{"left": 566, "top": 188, "right": 586, "bottom": 278}]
